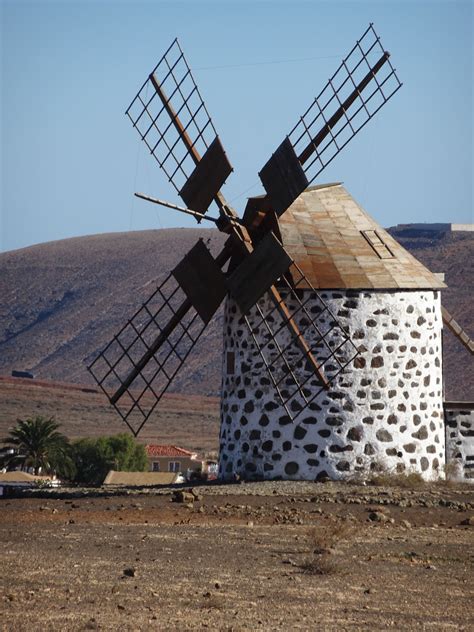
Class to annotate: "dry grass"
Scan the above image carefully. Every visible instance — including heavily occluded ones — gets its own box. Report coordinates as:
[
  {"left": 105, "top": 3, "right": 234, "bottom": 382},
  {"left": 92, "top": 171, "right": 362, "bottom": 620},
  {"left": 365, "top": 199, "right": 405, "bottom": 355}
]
[
  {"left": 368, "top": 471, "right": 425, "bottom": 488},
  {"left": 299, "top": 555, "right": 342, "bottom": 576},
  {"left": 309, "top": 522, "right": 353, "bottom": 554},
  {"left": 298, "top": 522, "right": 352, "bottom": 575},
  {"left": 200, "top": 593, "right": 226, "bottom": 610}
]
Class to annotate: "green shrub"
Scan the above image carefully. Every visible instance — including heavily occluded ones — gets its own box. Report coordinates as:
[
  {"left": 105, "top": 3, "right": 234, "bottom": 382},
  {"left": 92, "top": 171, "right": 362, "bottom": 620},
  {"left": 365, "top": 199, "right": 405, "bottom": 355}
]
[{"left": 72, "top": 433, "right": 147, "bottom": 486}]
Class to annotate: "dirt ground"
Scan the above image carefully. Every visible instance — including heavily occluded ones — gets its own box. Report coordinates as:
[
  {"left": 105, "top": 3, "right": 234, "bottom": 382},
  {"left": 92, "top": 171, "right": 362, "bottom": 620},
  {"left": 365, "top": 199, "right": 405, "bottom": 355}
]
[
  {"left": 1, "top": 480, "right": 473, "bottom": 631},
  {"left": 0, "top": 378, "right": 220, "bottom": 452}
]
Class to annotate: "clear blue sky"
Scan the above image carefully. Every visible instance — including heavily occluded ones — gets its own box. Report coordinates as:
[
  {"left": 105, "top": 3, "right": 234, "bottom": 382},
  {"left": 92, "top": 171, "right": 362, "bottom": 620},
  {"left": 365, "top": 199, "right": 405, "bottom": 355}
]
[{"left": 1, "top": 0, "right": 472, "bottom": 253}]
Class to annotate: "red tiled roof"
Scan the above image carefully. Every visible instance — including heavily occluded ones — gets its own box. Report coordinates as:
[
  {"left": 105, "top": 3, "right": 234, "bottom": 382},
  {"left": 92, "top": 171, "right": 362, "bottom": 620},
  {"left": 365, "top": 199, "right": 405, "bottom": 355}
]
[{"left": 145, "top": 444, "right": 197, "bottom": 458}]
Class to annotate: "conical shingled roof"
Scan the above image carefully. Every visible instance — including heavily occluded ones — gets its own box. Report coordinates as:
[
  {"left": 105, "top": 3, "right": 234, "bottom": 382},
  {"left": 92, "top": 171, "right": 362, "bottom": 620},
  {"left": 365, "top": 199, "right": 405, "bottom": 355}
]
[{"left": 277, "top": 183, "right": 445, "bottom": 290}]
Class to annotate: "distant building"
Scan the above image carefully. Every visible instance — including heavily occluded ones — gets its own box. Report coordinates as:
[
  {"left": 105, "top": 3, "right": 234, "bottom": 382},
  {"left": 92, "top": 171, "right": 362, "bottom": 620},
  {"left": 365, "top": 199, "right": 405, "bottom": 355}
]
[
  {"left": 0, "top": 471, "right": 59, "bottom": 496},
  {"left": 390, "top": 223, "right": 473, "bottom": 234},
  {"left": 444, "top": 402, "right": 474, "bottom": 483},
  {"left": 102, "top": 470, "right": 184, "bottom": 487},
  {"left": 11, "top": 370, "right": 34, "bottom": 379},
  {"left": 145, "top": 445, "right": 201, "bottom": 475}
]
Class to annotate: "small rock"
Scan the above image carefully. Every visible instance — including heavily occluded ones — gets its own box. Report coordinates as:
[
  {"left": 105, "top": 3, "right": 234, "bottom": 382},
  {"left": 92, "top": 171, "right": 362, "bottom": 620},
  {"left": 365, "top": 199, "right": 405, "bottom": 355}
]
[
  {"left": 368, "top": 511, "right": 388, "bottom": 523},
  {"left": 68, "top": 519, "right": 75, "bottom": 524},
  {"left": 117, "top": 604, "right": 125, "bottom": 610},
  {"left": 171, "top": 491, "right": 194, "bottom": 504},
  {"left": 401, "top": 520, "right": 412, "bottom": 529},
  {"left": 460, "top": 516, "right": 474, "bottom": 526},
  {"left": 123, "top": 568, "right": 136, "bottom": 578}
]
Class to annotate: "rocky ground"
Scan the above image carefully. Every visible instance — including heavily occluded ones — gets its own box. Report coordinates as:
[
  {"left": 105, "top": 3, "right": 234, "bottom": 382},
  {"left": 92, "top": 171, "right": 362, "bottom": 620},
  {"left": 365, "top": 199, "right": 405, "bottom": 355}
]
[{"left": 1, "top": 480, "right": 473, "bottom": 631}]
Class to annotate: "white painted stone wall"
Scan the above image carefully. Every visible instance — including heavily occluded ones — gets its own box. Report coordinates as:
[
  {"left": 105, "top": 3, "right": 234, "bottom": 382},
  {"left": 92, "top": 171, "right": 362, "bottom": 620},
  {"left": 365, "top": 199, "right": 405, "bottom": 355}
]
[
  {"left": 445, "top": 406, "right": 474, "bottom": 482},
  {"left": 219, "top": 289, "right": 444, "bottom": 481}
]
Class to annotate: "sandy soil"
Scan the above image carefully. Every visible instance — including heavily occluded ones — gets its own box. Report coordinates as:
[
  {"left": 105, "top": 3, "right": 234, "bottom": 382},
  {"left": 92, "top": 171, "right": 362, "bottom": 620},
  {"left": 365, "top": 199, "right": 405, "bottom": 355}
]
[
  {"left": 1, "top": 480, "right": 473, "bottom": 631},
  {"left": 0, "top": 378, "right": 220, "bottom": 452}
]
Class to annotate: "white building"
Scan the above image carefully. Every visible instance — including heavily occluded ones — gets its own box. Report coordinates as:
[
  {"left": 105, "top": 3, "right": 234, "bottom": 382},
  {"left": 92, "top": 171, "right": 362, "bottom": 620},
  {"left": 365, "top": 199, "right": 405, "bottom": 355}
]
[{"left": 219, "top": 184, "right": 446, "bottom": 481}]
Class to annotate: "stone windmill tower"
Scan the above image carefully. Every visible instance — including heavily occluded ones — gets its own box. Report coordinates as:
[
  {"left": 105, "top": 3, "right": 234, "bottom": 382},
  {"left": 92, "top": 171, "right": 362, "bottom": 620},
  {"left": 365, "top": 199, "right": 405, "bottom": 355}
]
[
  {"left": 89, "top": 25, "right": 457, "bottom": 481},
  {"left": 219, "top": 184, "right": 446, "bottom": 481}
]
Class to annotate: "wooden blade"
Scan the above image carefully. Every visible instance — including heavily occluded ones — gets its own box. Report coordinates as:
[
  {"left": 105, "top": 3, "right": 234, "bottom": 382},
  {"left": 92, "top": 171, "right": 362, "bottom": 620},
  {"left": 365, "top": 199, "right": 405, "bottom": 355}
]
[
  {"left": 258, "top": 23, "right": 402, "bottom": 218},
  {"left": 442, "top": 306, "right": 474, "bottom": 355},
  {"left": 241, "top": 259, "right": 360, "bottom": 421},
  {"left": 126, "top": 39, "right": 232, "bottom": 218},
  {"left": 87, "top": 242, "right": 232, "bottom": 436}
]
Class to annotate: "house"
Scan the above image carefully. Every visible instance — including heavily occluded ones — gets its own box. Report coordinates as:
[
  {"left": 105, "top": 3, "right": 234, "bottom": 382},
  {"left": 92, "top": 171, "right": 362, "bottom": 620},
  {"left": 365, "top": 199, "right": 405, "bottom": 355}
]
[
  {"left": 145, "top": 445, "right": 201, "bottom": 475},
  {"left": 0, "top": 471, "right": 59, "bottom": 496},
  {"left": 102, "top": 470, "right": 184, "bottom": 487}
]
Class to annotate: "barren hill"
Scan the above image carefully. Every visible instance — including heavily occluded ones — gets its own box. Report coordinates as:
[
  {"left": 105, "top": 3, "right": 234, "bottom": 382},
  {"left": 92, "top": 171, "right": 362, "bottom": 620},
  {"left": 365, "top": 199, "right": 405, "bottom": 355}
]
[{"left": 0, "top": 226, "right": 472, "bottom": 399}]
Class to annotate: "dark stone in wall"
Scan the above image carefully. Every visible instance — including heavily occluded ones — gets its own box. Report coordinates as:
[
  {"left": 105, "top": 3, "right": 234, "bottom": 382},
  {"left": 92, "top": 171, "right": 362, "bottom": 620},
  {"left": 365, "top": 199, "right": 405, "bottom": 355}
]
[
  {"left": 326, "top": 416, "right": 343, "bottom": 426},
  {"left": 329, "top": 444, "right": 353, "bottom": 453},
  {"left": 315, "top": 471, "right": 329, "bottom": 481},
  {"left": 244, "top": 401, "right": 255, "bottom": 413},
  {"left": 412, "top": 425, "right": 428, "bottom": 440},
  {"left": 285, "top": 462, "right": 299, "bottom": 475},
  {"left": 264, "top": 401, "right": 279, "bottom": 411},
  {"left": 376, "top": 429, "right": 393, "bottom": 442},
  {"left": 259, "top": 414, "right": 270, "bottom": 427},
  {"left": 347, "top": 426, "right": 363, "bottom": 441},
  {"left": 294, "top": 425, "right": 307, "bottom": 440},
  {"left": 370, "top": 403, "right": 385, "bottom": 411}
]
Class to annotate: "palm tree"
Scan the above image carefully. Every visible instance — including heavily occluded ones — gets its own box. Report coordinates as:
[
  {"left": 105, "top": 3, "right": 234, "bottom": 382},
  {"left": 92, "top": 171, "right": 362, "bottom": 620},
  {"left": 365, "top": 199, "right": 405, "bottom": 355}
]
[{"left": 2, "top": 416, "right": 74, "bottom": 478}]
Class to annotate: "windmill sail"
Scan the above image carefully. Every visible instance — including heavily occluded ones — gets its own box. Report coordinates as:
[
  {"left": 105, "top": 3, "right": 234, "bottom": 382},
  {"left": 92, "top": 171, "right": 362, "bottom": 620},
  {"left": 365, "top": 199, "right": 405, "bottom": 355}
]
[
  {"left": 126, "top": 38, "right": 232, "bottom": 218},
  {"left": 259, "top": 23, "right": 402, "bottom": 216},
  {"left": 241, "top": 257, "right": 359, "bottom": 421}
]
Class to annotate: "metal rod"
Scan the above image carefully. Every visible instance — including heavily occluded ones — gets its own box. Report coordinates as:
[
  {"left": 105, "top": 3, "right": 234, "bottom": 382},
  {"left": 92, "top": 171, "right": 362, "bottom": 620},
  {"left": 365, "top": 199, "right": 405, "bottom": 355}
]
[
  {"left": 150, "top": 73, "right": 201, "bottom": 165},
  {"left": 298, "top": 51, "right": 391, "bottom": 165},
  {"left": 134, "top": 192, "right": 219, "bottom": 223}
]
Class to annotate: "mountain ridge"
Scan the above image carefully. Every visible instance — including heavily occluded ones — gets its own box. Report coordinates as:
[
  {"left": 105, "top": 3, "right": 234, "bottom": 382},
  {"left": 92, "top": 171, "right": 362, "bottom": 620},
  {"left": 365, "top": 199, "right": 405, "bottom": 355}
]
[{"left": 0, "top": 226, "right": 472, "bottom": 400}]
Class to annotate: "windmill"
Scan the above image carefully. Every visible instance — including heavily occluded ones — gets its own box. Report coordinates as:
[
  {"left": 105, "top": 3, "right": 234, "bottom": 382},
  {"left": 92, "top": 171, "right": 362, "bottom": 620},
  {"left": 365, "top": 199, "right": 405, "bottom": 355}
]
[{"left": 88, "top": 24, "right": 402, "bottom": 438}]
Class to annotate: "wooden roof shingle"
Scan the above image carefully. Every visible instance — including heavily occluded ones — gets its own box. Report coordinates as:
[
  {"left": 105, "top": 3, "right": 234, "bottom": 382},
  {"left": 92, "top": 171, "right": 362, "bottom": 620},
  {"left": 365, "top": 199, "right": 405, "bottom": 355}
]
[{"left": 277, "top": 184, "right": 445, "bottom": 290}]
